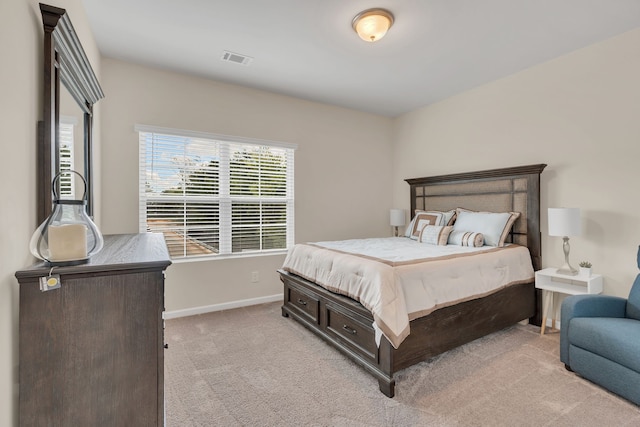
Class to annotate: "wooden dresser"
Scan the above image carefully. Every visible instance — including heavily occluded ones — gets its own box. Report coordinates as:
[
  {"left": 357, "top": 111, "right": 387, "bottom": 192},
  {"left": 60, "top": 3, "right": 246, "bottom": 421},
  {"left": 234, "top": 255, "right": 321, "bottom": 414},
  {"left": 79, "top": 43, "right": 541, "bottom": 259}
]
[{"left": 15, "top": 233, "right": 171, "bottom": 426}]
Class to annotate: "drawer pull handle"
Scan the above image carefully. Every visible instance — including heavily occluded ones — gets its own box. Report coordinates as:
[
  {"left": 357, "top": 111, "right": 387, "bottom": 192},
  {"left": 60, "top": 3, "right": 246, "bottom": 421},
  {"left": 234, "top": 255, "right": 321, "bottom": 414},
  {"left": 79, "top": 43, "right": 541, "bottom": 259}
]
[
  {"left": 297, "top": 298, "right": 307, "bottom": 306},
  {"left": 342, "top": 324, "right": 357, "bottom": 335}
]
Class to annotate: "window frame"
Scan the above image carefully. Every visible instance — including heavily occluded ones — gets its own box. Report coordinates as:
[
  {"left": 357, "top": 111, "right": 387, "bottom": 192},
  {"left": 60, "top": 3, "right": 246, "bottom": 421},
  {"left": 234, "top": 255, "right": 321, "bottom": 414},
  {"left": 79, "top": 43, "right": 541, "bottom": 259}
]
[{"left": 137, "top": 125, "right": 296, "bottom": 261}]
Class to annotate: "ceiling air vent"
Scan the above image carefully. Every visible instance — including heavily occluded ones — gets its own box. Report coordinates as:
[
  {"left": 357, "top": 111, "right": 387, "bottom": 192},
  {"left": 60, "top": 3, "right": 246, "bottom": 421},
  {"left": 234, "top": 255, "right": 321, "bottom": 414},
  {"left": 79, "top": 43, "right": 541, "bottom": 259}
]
[{"left": 221, "top": 50, "right": 253, "bottom": 66}]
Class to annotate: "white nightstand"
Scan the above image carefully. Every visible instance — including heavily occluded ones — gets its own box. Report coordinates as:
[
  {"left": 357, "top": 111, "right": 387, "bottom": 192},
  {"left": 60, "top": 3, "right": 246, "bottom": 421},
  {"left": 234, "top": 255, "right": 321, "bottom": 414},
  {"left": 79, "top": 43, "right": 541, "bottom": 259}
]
[{"left": 535, "top": 267, "right": 603, "bottom": 335}]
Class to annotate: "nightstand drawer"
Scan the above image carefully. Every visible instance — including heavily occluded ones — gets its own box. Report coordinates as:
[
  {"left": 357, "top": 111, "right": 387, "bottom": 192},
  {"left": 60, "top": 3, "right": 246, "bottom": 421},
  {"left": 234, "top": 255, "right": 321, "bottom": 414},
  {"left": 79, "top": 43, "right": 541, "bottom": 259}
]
[
  {"left": 286, "top": 285, "right": 320, "bottom": 324},
  {"left": 535, "top": 268, "right": 603, "bottom": 295},
  {"left": 326, "top": 302, "right": 377, "bottom": 362}
]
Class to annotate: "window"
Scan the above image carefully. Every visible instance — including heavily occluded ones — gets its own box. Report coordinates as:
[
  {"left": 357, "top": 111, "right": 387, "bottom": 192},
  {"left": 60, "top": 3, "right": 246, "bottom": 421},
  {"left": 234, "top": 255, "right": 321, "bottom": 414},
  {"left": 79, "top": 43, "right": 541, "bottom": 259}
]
[
  {"left": 137, "top": 125, "right": 296, "bottom": 260},
  {"left": 58, "top": 118, "right": 76, "bottom": 197}
]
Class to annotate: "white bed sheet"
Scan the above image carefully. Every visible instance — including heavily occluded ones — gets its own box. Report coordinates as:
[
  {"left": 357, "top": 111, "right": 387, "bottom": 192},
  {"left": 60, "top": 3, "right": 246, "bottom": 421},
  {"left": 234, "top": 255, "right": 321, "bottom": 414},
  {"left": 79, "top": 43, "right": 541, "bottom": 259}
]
[{"left": 282, "top": 237, "right": 535, "bottom": 349}]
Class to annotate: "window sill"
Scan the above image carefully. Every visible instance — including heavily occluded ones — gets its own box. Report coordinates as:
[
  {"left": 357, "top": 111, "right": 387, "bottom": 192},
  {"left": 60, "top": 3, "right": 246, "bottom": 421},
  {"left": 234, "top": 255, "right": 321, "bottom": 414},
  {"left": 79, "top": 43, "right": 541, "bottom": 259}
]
[{"left": 170, "top": 249, "right": 289, "bottom": 264}]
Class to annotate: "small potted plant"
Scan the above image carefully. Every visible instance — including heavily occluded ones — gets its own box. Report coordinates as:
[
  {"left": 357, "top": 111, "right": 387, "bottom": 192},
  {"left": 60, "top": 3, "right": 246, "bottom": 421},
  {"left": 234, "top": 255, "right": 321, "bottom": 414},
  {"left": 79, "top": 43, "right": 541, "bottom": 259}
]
[{"left": 579, "top": 261, "right": 592, "bottom": 277}]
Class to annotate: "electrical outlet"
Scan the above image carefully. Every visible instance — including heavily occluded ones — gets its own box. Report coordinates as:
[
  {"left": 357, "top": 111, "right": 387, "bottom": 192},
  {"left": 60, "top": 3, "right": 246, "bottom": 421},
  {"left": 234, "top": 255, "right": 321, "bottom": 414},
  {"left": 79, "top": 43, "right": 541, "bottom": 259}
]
[{"left": 251, "top": 271, "right": 259, "bottom": 283}]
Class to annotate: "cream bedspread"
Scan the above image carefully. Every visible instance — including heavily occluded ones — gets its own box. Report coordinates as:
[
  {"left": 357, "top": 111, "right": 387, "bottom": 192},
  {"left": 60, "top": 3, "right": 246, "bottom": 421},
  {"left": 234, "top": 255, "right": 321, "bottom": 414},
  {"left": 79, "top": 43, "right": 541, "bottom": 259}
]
[{"left": 282, "top": 237, "right": 534, "bottom": 349}]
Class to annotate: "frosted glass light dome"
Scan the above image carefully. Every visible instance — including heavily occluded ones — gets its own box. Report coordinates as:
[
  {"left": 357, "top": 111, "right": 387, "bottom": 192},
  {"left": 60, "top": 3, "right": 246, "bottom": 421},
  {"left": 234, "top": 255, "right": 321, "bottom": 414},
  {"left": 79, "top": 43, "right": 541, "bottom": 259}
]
[{"left": 352, "top": 9, "right": 394, "bottom": 42}]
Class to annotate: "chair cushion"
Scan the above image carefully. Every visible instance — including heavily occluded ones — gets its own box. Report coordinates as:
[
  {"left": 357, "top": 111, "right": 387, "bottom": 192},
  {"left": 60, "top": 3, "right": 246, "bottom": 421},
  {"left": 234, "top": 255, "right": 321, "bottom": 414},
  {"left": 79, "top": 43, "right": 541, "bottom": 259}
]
[
  {"left": 569, "top": 317, "right": 640, "bottom": 373},
  {"left": 628, "top": 274, "right": 640, "bottom": 321}
]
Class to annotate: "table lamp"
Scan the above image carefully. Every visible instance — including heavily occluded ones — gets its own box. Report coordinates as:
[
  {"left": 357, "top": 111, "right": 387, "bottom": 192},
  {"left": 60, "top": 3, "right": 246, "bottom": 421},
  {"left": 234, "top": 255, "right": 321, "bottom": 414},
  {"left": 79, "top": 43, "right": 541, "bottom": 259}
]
[
  {"left": 390, "top": 209, "right": 406, "bottom": 237},
  {"left": 548, "top": 207, "right": 581, "bottom": 275}
]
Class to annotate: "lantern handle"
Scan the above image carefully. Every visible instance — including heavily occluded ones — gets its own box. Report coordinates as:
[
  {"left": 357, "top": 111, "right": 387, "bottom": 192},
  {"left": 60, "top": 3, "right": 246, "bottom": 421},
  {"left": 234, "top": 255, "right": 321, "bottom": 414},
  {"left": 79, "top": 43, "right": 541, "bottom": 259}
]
[{"left": 51, "top": 170, "right": 87, "bottom": 201}]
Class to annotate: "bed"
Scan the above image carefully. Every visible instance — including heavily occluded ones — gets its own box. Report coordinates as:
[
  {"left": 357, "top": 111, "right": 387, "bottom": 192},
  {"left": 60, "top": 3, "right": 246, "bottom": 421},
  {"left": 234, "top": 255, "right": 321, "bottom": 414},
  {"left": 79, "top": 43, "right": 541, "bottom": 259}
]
[{"left": 279, "top": 164, "right": 546, "bottom": 397}]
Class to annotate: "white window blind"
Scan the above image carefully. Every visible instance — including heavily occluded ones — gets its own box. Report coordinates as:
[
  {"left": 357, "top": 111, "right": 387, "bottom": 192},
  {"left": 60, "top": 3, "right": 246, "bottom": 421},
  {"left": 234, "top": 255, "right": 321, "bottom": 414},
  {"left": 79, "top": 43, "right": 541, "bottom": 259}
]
[
  {"left": 58, "top": 120, "right": 75, "bottom": 198},
  {"left": 138, "top": 126, "right": 295, "bottom": 259}
]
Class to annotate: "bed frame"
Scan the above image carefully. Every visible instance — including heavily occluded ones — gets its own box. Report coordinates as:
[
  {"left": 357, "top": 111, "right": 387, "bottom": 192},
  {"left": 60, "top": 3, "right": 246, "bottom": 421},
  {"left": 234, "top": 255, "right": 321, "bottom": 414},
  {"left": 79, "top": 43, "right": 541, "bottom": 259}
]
[{"left": 280, "top": 164, "right": 546, "bottom": 397}]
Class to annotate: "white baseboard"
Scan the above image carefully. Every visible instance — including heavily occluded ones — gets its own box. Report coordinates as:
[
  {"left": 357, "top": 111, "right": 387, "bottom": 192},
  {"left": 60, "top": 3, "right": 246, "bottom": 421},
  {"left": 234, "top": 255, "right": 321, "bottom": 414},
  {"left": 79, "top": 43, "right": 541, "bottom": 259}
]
[
  {"left": 519, "top": 318, "right": 562, "bottom": 330},
  {"left": 163, "top": 294, "right": 282, "bottom": 319}
]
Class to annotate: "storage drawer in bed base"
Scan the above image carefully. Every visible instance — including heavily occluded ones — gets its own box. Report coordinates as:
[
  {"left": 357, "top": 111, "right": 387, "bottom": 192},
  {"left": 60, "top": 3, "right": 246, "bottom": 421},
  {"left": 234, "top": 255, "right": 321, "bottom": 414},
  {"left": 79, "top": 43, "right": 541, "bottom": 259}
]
[
  {"left": 325, "top": 301, "right": 378, "bottom": 363},
  {"left": 285, "top": 284, "right": 320, "bottom": 325}
]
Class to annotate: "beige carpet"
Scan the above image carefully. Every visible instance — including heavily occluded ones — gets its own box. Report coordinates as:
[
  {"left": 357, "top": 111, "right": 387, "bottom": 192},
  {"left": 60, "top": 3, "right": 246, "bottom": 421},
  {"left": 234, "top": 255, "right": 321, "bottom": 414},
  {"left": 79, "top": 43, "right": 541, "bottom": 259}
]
[{"left": 164, "top": 302, "right": 640, "bottom": 426}]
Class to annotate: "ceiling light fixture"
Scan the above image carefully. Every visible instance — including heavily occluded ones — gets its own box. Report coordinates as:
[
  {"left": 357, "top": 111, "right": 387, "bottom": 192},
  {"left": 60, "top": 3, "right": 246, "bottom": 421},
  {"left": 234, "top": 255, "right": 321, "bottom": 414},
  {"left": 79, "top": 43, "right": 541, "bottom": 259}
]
[{"left": 352, "top": 8, "right": 394, "bottom": 42}]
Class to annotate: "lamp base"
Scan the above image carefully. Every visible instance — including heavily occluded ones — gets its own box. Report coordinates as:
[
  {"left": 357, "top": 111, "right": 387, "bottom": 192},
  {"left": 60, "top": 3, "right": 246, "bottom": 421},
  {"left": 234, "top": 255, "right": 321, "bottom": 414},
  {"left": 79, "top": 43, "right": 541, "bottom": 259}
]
[
  {"left": 556, "top": 264, "right": 578, "bottom": 276},
  {"left": 556, "top": 236, "right": 578, "bottom": 275}
]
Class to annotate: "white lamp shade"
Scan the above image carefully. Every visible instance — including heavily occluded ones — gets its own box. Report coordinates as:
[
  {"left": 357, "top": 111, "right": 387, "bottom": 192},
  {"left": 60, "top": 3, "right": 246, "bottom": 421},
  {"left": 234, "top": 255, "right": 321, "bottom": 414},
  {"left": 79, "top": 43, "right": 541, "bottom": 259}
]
[
  {"left": 548, "top": 207, "right": 581, "bottom": 237},
  {"left": 390, "top": 209, "right": 406, "bottom": 227}
]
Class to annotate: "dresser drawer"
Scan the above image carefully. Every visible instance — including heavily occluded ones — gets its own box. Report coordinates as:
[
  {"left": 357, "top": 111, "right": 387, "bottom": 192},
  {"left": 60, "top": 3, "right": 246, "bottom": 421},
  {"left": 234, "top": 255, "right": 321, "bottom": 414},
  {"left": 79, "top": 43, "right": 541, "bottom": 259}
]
[
  {"left": 326, "top": 302, "right": 377, "bottom": 362},
  {"left": 286, "top": 285, "right": 320, "bottom": 324}
]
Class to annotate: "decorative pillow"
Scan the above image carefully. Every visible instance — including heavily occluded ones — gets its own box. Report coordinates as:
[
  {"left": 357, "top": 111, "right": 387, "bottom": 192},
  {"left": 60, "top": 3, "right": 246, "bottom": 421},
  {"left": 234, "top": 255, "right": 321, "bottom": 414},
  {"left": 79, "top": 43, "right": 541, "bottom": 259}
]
[
  {"left": 405, "top": 209, "right": 456, "bottom": 239},
  {"left": 448, "top": 230, "right": 484, "bottom": 247},
  {"left": 453, "top": 208, "right": 520, "bottom": 247},
  {"left": 418, "top": 225, "right": 453, "bottom": 246}
]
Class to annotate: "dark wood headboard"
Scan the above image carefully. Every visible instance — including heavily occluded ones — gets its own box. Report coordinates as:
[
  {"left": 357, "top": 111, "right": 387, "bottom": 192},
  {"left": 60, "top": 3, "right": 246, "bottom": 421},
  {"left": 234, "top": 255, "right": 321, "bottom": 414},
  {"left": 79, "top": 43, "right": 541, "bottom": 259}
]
[{"left": 405, "top": 164, "right": 546, "bottom": 270}]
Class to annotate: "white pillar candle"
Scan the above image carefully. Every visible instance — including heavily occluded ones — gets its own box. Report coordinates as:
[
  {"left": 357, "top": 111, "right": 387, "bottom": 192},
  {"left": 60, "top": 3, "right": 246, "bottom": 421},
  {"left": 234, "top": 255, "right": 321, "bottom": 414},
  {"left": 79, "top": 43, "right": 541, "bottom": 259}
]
[{"left": 48, "top": 224, "right": 88, "bottom": 261}]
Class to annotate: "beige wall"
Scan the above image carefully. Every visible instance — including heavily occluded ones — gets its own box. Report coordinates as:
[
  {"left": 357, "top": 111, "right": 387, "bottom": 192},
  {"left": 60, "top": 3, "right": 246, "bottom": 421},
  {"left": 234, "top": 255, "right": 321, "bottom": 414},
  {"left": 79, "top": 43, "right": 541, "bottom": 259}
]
[
  {"left": 99, "top": 58, "right": 394, "bottom": 312},
  {"left": 392, "top": 28, "right": 640, "bottom": 298},
  {"left": 0, "top": 0, "right": 101, "bottom": 425}
]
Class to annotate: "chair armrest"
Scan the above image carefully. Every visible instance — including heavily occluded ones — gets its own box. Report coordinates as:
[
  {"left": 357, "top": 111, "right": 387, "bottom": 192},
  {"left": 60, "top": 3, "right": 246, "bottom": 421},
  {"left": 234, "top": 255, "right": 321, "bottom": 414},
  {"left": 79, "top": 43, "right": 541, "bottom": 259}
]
[
  {"left": 562, "top": 294, "right": 627, "bottom": 319},
  {"left": 560, "top": 294, "right": 627, "bottom": 364}
]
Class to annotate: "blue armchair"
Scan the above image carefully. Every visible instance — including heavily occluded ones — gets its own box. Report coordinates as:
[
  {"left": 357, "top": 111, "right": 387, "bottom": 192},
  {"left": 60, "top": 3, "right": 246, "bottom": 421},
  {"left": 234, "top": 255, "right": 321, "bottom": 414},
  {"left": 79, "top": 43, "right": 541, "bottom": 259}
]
[{"left": 560, "top": 245, "right": 640, "bottom": 405}]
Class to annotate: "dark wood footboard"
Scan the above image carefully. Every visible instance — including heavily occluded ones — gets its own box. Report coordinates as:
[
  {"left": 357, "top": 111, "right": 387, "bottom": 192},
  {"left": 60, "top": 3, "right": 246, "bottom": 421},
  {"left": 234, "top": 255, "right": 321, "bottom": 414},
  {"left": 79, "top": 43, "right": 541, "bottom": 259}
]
[{"left": 280, "top": 269, "right": 537, "bottom": 397}]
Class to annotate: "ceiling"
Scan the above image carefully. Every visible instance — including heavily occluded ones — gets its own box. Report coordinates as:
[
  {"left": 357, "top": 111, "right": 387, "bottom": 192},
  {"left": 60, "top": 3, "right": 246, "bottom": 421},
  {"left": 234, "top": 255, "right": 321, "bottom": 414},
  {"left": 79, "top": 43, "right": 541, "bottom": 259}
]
[{"left": 82, "top": 0, "right": 640, "bottom": 117}]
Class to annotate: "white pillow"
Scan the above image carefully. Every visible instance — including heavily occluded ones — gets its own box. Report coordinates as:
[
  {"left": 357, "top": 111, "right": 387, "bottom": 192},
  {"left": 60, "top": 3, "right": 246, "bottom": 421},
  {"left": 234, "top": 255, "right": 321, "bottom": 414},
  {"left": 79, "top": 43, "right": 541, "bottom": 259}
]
[
  {"left": 453, "top": 209, "right": 520, "bottom": 247},
  {"left": 418, "top": 225, "right": 453, "bottom": 246},
  {"left": 448, "top": 230, "right": 484, "bottom": 247}
]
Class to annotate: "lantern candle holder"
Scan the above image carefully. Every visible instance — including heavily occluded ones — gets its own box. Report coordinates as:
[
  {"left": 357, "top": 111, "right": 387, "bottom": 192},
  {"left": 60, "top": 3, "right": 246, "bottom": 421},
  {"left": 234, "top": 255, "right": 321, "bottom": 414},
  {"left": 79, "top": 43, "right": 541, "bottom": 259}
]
[{"left": 29, "top": 171, "right": 103, "bottom": 266}]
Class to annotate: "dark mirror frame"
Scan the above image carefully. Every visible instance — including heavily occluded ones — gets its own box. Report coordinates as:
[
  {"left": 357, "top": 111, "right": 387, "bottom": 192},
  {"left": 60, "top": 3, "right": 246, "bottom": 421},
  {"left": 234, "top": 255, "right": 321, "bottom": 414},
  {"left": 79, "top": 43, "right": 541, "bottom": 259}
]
[{"left": 38, "top": 3, "right": 104, "bottom": 225}]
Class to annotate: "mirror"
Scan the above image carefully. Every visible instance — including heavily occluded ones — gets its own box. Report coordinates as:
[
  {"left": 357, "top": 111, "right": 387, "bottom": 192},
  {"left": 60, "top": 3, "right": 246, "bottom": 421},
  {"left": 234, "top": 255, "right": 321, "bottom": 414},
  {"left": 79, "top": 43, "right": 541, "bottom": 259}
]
[{"left": 38, "top": 3, "right": 104, "bottom": 224}]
